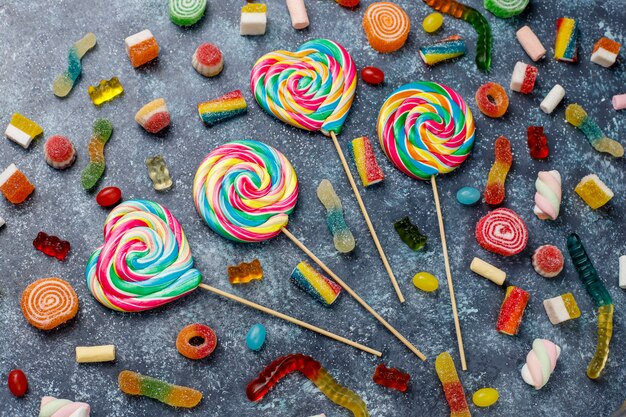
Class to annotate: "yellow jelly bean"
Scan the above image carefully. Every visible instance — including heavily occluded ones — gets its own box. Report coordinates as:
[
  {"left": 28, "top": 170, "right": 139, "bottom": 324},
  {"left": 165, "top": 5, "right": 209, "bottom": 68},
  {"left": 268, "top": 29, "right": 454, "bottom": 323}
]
[
  {"left": 412, "top": 272, "right": 438, "bottom": 292},
  {"left": 422, "top": 12, "right": 443, "bottom": 33},
  {"left": 472, "top": 387, "right": 499, "bottom": 407}
]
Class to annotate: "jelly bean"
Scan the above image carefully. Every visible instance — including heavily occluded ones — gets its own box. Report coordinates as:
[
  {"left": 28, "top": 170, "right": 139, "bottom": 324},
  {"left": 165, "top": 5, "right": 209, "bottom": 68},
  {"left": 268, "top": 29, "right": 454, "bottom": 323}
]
[
  {"left": 412, "top": 272, "right": 438, "bottom": 292},
  {"left": 472, "top": 387, "right": 499, "bottom": 407},
  {"left": 422, "top": 12, "right": 443, "bottom": 33},
  {"left": 246, "top": 323, "right": 266, "bottom": 351},
  {"left": 96, "top": 186, "right": 122, "bottom": 207},
  {"left": 456, "top": 186, "right": 480, "bottom": 205},
  {"left": 360, "top": 66, "right": 385, "bottom": 85},
  {"left": 8, "top": 369, "right": 28, "bottom": 397}
]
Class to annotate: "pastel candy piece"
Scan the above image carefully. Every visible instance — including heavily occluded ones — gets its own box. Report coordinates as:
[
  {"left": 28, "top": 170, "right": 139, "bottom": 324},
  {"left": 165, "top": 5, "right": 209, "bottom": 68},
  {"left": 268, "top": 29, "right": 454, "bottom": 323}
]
[
  {"left": 591, "top": 37, "right": 620, "bottom": 68},
  {"left": 496, "top": 286, "right": 530, "bottom": 335},
  {"left": 612, "top": 94, "right": 626, "bottom": 111},
  {"left": 125, "top": 30, "right": 159, "bottom": 68},
  {"left": 240, "top": 3, "right": 267, "bottom": 35},
  {"left": 52, "top": 33, "right": 97, "bottom": 98},
  {"left": 192, "top": 43, "right": 223, "bottom": 77},
  {"left": 39, "top": 396, "right": 90, "bottom": 417},
  {"left": 198, "top": 90, "right": 247, "bottom": 126},
  {"left": 290, "top": 260, "right": 342, "bottom": 306},
  {"left": 0, "top": 163, "right": 35, "bottom": 204},
  {"left": 286, "top": 0, "right": 309, "bottom": 29},
  {"left": 575, "top": 174, "right": 614, "bottom": 209},
  {"left": 246, "top": 323, "right": 267, "bottom": 351},
  {"left": 135, "top": 98, "right": 170, "bottom": 134},
  {"left": 516, "top": 25, "right": 546, "bottom": 61},
  {"left": 456, "top": 186, "right": 480, "bottom": 205},
  {"left": 510, "top": 61, "right": 537, "bottom": 94},
  {"left": 620, "top": 255, "right": 626, "bottom": 289},
  {"left": 5, "top": 113, "right": 43, "bottom": 148},
  {"left": 419, "top": 35, "right": 466, "bottom": 66},
  {"left": 521, "top": 339, "right": 561, "bottom": 389},
  {"left": 533, "top": 170, "right": 561, "bottom": 220},
  {"left": 169, "top": 0, "right": 207, "bottom": 26},
  {"left": 543, "top": 293, "right": 580, "bottom": 325},
  {"left": 349, "top": 136, "right": 384, "bottom": 187},
  {"left": 540, "top": 84, "right": 565, "bottom": 114},
  {"left": 554, "top": 17, "right": 578, "bottom": 62},
  {"left": 87, "top": 77, "right": 124, "bottom": 105},
  {"left": 470, "top": 257, "right": 506, "bottom": 285},
  {"left": 75, "top": 345, "right": 116, "bottom": 363}
]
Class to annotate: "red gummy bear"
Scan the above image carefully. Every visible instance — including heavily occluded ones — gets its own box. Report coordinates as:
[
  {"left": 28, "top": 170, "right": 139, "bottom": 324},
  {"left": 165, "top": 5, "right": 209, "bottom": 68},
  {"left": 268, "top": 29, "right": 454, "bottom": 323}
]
[
  {"left": 372, "top": 363, "right": 410, "bottom": 392},
  {"left": 527, "top": 126, "right": 549, "bottom": 159},
  {"left": 33, "top": 232, "right": 70, "bottom": 261}
]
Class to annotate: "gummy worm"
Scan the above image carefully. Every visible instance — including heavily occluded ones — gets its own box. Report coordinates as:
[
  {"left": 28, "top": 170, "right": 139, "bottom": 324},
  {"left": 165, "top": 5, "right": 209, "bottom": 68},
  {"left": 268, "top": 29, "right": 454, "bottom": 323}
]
[
  {"left": 53, "top": 33, "right": 97, "bottom": 97},
  {"left": 421, "top": 0, "right": 492, "bottom": 71},
  {"left": 81, "top": 118, "right": 113, "bottom": 191},
  {"left": 246, "top": 354, "right": 369, "bottom": 417},
  {"left": 567, "top": 233, "right": 613, "bottom": 379},
  {"left": 565, "top": 104, "right": 624, "bottom": 158}
]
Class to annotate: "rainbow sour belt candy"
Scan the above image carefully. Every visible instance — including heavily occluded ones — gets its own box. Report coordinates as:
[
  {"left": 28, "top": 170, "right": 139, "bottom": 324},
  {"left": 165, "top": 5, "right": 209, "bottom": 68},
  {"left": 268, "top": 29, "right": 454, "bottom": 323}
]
[
  {"left": 291, "top": 261, "right": 342, "bottom": 306},
  {"left": 554, "top": 17, "right": 578, "bottom": 62},
  {"left": 198, "top": 90, "right": 247, "bottom": 126},
  {"left": 419, "top": 35, "right": 467, "bottom": 66},
  {"left": 349, "top": 136, "right": 384, "bottom": 187}
]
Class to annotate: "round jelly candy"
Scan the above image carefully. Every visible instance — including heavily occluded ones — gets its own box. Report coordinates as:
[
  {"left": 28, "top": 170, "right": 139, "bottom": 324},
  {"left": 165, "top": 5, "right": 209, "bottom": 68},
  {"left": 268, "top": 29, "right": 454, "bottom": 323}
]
[
  {"left": 361, "top": 66, "right": 385, "bottom": 85},
  {"left": 422, "top": 12, "right": 443, "bottom": 33},
  {"left": 8, "top": 369, "right": 28, "bottom": 398},
  {"left": 96, "top": 186, "right": 122, "bottom": 207},
  {"left": 472, "top": 387, "right": 499, "bottom": 407},
  {"left": 412, "top": 272, "right": 439, "bottom": 292},
  {"left": 456, "top": 187, "right": 480, "bottom": 206},
  {"left": 246, "top": 323, "right": 266, "bottom": 351}
]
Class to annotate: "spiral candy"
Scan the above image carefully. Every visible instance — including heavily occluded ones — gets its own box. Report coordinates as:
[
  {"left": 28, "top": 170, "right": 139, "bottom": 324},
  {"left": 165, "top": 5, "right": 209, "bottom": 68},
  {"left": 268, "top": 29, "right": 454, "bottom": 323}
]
[
  {"left": 250, "top": 39, "right": 357, "bottom": 136},
  {"left": 169, "top": 0, "right": 207, "bottom": 26},
  {"left": 21, "top": 278, "right": 79, "bottom": 330},
  {"left": 362, "top": 2, "right": 411, "bottom": 53},
  {"left": 86, "top": 200, "right": 202, "bottom": 312},
  {"left": 193, "top": 140, "right": 299, "bottom": 243},
  {"left": 377, "top": 81, "right": 475, "bottom": 180}
]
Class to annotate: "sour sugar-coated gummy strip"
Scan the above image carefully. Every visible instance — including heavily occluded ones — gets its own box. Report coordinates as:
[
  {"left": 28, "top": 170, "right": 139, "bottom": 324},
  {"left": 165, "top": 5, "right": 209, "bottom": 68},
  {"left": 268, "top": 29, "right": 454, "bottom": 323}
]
[
  {"left": 422, "top": 0, "right": 492, "bottom": 71},
  {"left": 565, "top": 104, "right": 624, "bottom": 158},
  {"left": 435, "top": 352, "right": 471, "bottom": 417},
  {"left": 118, "top": 370, "right": 202, "bottom": 408},
  {"left": 81, "top": 119, "right": 113, "bottom": 191},
  {"left": 567, "top": 233, "right": 613, "bottom": 379},
  {"left": 53, "top": 33, "right": 97, "bottom": 97},
  {"left": 317, "top": 179, "right": 355, "bottom": 253},
  {"left": 484, "top": 136, "right": 512, "bottom": 206},
  {"left": 247, "top": 354, "right": 369, "bottom": 417}
]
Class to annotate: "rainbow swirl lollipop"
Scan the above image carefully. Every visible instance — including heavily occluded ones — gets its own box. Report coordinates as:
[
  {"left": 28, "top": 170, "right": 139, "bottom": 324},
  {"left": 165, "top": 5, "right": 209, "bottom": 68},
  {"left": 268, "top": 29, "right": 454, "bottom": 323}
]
[
  {"left": 378, "top": 81, "right": 475, "bottom": 180},
  {"left": 193, "top": 140, "right": 299, "bottom": 243},
  {"left": 250, "top": 38, "right": 357, "bottom": 136},
  {"left": 86, "top": 200, "right": 202, "bottom": 312}
]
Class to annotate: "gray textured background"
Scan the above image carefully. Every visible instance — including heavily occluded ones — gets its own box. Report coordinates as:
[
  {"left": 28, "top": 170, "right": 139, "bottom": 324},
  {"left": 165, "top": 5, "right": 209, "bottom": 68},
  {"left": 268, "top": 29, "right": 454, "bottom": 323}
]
[{"left": 1, "top": 0, "right": 625, "bottom": 416}]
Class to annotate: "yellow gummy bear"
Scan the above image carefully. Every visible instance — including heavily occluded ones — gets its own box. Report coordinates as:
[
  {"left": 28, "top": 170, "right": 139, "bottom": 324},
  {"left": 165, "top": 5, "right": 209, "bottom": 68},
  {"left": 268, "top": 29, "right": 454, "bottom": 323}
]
[{"left": 88, "top": 77, "right": 124, "bottom": 106}]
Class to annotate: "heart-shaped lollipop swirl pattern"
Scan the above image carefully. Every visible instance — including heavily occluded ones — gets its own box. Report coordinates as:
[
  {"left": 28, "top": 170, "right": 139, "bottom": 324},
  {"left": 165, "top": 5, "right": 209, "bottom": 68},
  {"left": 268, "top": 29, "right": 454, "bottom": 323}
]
[
  {"left": 86, "top": 200, "right": 202, "bottom": 312},
  {"left": 193, "top": 140, "right": 299, "bottom": 243},
  {"left": 250, "top": 38, "right": 357, "bottom": 136},
  {"left": 377, "top": 81, "right": 475, "bottom": 180}
]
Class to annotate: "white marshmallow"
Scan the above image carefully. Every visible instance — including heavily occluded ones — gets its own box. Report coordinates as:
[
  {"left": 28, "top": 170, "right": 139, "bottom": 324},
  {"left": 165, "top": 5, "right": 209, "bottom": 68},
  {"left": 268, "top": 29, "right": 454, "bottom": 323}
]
[
  {"left": 619, "top": 255, "right": 626, "bottom": 289},
  {"left": 540, "top": 84, "right": 565, "bottom": 114}
]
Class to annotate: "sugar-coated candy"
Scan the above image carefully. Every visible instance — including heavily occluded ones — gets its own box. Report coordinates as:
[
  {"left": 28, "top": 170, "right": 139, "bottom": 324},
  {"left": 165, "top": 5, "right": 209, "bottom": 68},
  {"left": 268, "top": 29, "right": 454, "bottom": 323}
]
[
  {"left": 96, "top": 186, "right": 122, "bottom": 208},
  {"left": 53, "top": 33, "right": 97, "bottom": 98},
  {"left": 475, "top": 82, "right": 509, "bottom": 118},
  {"left": 247, "top": 354, "right": 369, "bottom": 417},
  {"left": 198, "top": 90, "right": 247, "bottom": 126},
  {"left": 87, "top": 77, "right": 124, "bottom": 106},
  {"left": 125, "top": 30, "right": 159, "bottom": 68},
  {"left": 470, "top": 257, "right": 506, "bottom": 285},
  {"left": 521, "top": 339, "right": 561, "bottom": 389},
  {"left": 543, "top": 293, "right": 580, "bottom": 325},
  {"left": 567, "top": 233, "right": 613, "bottom": 379},
  {"left": 510, "top": 61, "right": 537, "bottom": 94},
  {"left": 169, "top": 0, "right": 206, "bottom": 26},
  {"left": 135, "top": 98, "right": 170, "bottom": 134},
  {"left": 118, "top": 370, "right": 202, "bottom": 408},
  {"left": 44, "top": 135, "right": 76, "bottom": 170},
  {"left": 484, "top": 136, "right": 512, "bottom": 206},
  {"left": 291, "top": 261, "right": 342, "bottom": 306},
  {"left": 0, "top": 164, "right": 35, "bottom": 204},
  {"left": 532, "top": 245, "right": 564, "bottom": 278},
  {"left": 192, "top": 43, "right": 223, "bottom": 77},
  {"left": 350, "top": 136, "right": 384, "bottom": 186},
  {"left": 286, "top": 0, "right": 309, "bottom": 29},
  {"left": 527, "top": 126, "right": 549, "bottom": 159},
  {"left": 476, "top": 208, "right": 528, "bottom": 257},
  {"left": 496, "top": 286, "right": 530, "bottom": 335},
  {"left": 176, "top": 323, "right": 217, "bottom": 360},
  {"left": 484, "top": 0, "right": 528, "bottom": 18},
  {"left": 372, "top": 363, "right": 410, "bottom": 392},
  {"left": 591, "top": 37, "right": 620, "bottom": 68},
  {"left": 435, "top": 352, "right": 470, "bottom": 417},
  {"left": 554, "top": 17, "right": 578, "bottom": 62},
  {"left": 412, "top": 272, "right": 439, "bottom": 292},
  {"left": 21, "top": 277, "right": 79, "bottom": 331},
  {"left": 33, "top": 231, "right": 70, "bottom": 261},
  {"left": 8, "top": 369, "right": 28, "bottom": 398},
  {"left": 81, "top": 119, "right": 113, "bottom": 191},
  {"left": 5, "top": 113, "right": 43, "bottom": 148},
  {"left": 534, "top": 170, "right": 561, "bottom": 221},
  {"left": 566, "top": 104, "right": 624, "bottom": 157},
  {"left": 620, "top": 255, "right": 626, "bottom": 289},
  {"left": 362, "top": 2, "right": 410, "bottom": 53},
  {"left": 612, "top": 94, "right": 626, "bottom": 111},
  {"left": 146, "top": 155, "right": 173, "bottom": 191},
  {"left": 516, "top": 26, "right": 546, "bottom": 61},
  {"left": 39, "top": 396, "right": 90, "bottom": 417},
  {"left": 240, "top": 4, "right": 267, "bottom": 36},
  {"left": 394, "top": 217, "right": 427, "bottom": 251},
  {"left": 228, "top": 259, "right": 264, "bottom": 284},
  {"left": 419, "top": 35, "right": 466, "bottom": 66},
  {"left": 75, "top": 345, "right": 116, "bottom": 363},
  {"left": 540, "top": 84, "right": 565, "bottom": 114},
  {"left": 336, "top": 0, "right": 359, "bottom": 7},
  {"left": 472, "top": 387, "right": 499, "bottom": 407},
  {"left": 422, "top": 12, "right": 443, "bottom": 33},
  {"left": 422, "top": 0, "right": 492, "bottom": 71},
  {"left": 456, "top": 186, "right": 480, "bottom": 205},
  {"left": 360, "top": 67, "right": 385, "bottom": 85},
  {"left": 246, "top": 323, "right": 267, "bottom": 351},
  {"left": 317, "top": 179, "right": 355, "bottom": 253},
  {"left": 575, "top": 174, "right": 614, "bottom": 209}
]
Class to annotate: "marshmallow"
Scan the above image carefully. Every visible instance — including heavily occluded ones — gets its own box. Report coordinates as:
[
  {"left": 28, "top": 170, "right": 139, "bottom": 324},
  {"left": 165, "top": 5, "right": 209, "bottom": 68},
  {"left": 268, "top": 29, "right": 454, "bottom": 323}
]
[
  {"left": 76, "top": 345, "right": 116, "bottom": 363},
  {"left": 612, "top": 94, "right": 626, "bottom": 111},
  {"left": 470, "top": 257, "right": 506, "bottom": 286},
  {"left": 540, "top": 84, "right": 565, "bottom": 114},
  {"left": 516, "top": 26, "right": 546, "bottom": 61},
  {"left": 286, "top": 0, "right": 309, "bottom": 29},
  {"left": 620, "top": 255, "right": 626, "bottom": 289}
]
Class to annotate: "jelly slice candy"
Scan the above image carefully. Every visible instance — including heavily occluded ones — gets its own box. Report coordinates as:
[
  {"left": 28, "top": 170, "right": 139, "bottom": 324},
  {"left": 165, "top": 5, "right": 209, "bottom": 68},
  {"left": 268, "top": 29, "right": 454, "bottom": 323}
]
[
  {"left": 0, "top": 163, "right": 35, "bottom": 204},
  {"left": 125, "top": 30, "right": 159, "bottom": 68},
  {"left": 118, "top": 370, "right": 202, "bottom": 408},
  {"left": 4, "top": 113, "right": 43, "bottom": 148},
  {"left": 228, "top": 259, "right": 263, "bottom": 284},
  {"left": 135, "top": 98, "right": 170, "bottom": 134},
  {"left": 240, "top": 3, "right": 267, "bottom": 36},
  {"left": 575, "top": 174, "right": 614, "bottom": 209},
  {"left": 394, "top": 217, "right": 426, "bottom": 251}
]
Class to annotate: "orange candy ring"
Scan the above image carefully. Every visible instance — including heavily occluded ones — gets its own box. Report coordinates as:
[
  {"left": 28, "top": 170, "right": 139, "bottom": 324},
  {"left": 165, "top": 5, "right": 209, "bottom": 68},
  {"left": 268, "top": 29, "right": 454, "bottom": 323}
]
[
  {"left": 176, "top": 323, "right": 218, "bottom": 360},
  {"left": 475, "top": 82, "right": 510, "bottom": 118},
  {"left": 20, "top": 277, "right": 79, "bottom": 330},
  {"left": 363, "top": 2, "right": 410, "bottom": 53}
]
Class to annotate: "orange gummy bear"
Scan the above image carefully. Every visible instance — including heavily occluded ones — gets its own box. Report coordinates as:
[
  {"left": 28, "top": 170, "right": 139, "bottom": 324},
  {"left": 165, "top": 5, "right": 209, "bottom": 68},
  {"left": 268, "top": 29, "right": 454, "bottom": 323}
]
[
  {"left": 228, "top": 259, "right": 263, "bottom": 284},
  {"left": 484, "top": 136, "right": 512, "bottom": 206}
]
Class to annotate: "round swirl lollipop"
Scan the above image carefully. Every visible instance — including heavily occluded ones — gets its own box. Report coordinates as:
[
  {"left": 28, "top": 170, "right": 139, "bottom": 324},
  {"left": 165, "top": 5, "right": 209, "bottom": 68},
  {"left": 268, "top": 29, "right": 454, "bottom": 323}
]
[
  {"left": 193, "top": 140, "right": 298, "bottom": 243},
  {"left": 86, "top": 199, "right": 202, "bottom": 312}
]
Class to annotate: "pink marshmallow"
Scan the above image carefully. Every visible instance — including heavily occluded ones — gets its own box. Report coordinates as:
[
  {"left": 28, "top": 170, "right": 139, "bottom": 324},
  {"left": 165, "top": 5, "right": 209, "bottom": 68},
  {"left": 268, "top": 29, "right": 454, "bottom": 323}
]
[
  {"left": 516, "top": 26, "right": 546, "bottom": 61},
  {"left": 612, "top": 93, "right": 626, "bottom": 110},
  {"left": 286, "top": 0, "right": 309, "bottom": 29}
]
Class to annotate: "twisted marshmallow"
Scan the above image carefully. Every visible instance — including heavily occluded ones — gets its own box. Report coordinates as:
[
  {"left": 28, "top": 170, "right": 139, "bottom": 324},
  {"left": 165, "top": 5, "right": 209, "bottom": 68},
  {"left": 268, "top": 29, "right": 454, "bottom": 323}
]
[
  {"left": 521, "top": 339, "right": 561, "bottom": 389},
  {"left": 533, "top": 170, "right": 561, "bottom": 220},
  {"left": 39, "top": 396, "right": 90, "bottom": 417}
]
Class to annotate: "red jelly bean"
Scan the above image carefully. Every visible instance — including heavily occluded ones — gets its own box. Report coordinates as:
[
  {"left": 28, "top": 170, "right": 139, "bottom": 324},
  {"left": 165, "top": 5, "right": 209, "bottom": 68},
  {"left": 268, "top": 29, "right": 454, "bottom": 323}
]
[
  {"left": 8, "top": 369, "right": 28, "bottom": 397},
  {"left": 372, "top": 363, "right": 410, "bottom": 392},
  {"left": 33, "top": 232, "right": 70, "bottom": 261},
  {"left": 527, "top": 126, "right": 549, "bottom": 159},
  {"left": 96, "top": 186, "right": 122, "bottom": 207},
  {"left": 361, "top": 66, "right": 384, "bottom": 85}
]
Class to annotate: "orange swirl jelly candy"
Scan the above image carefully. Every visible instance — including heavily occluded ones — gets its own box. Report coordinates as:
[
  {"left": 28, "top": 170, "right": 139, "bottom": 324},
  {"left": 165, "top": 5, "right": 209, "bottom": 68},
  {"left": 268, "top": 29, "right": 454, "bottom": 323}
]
[
  {"left": 20, "top": 278, "right": 79, "bottom": 330},
  {"left": 363, "top": 2, "right": 410, "bottom": 53}
]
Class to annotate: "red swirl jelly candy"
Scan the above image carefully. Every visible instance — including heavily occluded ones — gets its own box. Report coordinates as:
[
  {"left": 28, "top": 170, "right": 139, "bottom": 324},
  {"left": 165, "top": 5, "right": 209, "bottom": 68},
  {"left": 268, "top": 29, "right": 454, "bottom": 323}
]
[
  {"left": 527, "top": 126, "right": 549, "bottom": 159},
  {"left": 361, "top": 66, "right": 385, "bottom": 85},
  {"left": 8, "top": 369, "right": 28, "bottom": 397},
  {"left": 96, "top": 186, "right": 122, "bottom": 207}
]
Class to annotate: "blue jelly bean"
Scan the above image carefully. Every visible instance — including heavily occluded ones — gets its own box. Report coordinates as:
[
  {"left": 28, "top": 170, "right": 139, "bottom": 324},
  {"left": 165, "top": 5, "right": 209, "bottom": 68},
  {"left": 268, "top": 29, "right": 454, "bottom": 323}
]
[
  {"left": 246, "top": 323, "right": 266, "bottom": 351},
  {"left": 456, "top": 187, "right": 480, "bottom": 205}
]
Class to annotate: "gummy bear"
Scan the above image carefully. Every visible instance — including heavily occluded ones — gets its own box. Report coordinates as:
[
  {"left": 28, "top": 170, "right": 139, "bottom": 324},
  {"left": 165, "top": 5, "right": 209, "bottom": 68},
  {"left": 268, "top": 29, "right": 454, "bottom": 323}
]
[
  {"left": 372, "top": 364, "right": 410, "bottom": 392},
  {"left": 145, "top": 155, "right": 173, "bottom": 191},
  {"left": 527, "top": 126, "right": 549, "bottom": 159},
  {"left": 317, "top": 179, "right": 355, "bottom": 253},
  {"left": 88, "top": 77, "right": 124, "bottom": 105},
  {"left": 435, "top": 352, "right": 471, "bottom": 417},
  {"left": 118, "top": 370, "right": 202, "bottom": 408},
  {"left": 33, "top": 232, "right": 70, "bottom": 261},
  {"left": 484, "top": 136, "right": 512, "bottom": 206},
  {"left": 228, "top": 259, "right": 263, "bottom": 284},
  {"left": 394, "top": 217, "right": 427, "bottom": 251}
]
